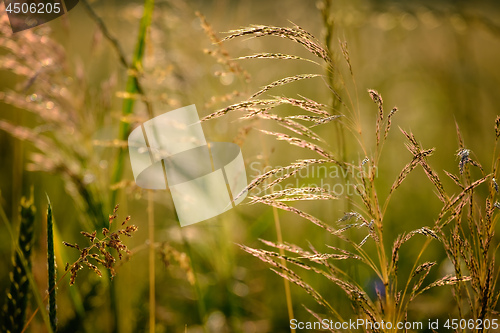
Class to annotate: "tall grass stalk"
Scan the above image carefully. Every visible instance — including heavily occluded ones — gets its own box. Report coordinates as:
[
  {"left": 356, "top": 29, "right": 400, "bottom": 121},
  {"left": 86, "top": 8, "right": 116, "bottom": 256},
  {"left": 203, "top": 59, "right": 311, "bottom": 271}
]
[
  {"left": 110, "top": 0, "right": 155, "bottom": 208},
  {"left": 82, "top": 1, "right": 156, "bottom": 331},
  {"left": 46, "top": 198, "right": 57, "bottom": 332},
  {"left": 259, "top": 129, "right": 296, "bottom": 333},
  {"left": 319, "top": 0, "right": 345, "bottom": 158},
  {"left": 273, "top": 208, "right": 296, "bottom": 333},
  {"left": 148, "top": 190, "right": 155, "bottom": 333},
  {"left": 205, "top": 18, "right": 500, "bottom": 332}
]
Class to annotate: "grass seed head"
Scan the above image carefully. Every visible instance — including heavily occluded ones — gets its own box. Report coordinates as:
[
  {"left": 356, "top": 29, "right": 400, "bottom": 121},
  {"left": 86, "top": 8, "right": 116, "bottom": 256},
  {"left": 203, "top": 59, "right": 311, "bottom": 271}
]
[{"left": 63, "top": 205, "right": 137, "bottom": 284}]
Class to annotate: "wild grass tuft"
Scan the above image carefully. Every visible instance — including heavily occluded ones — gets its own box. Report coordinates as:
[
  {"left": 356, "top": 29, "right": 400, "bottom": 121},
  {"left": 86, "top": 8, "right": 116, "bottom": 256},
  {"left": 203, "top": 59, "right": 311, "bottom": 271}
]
[{"left": 210, "top": 16, "right": 500, "bottom": 332}]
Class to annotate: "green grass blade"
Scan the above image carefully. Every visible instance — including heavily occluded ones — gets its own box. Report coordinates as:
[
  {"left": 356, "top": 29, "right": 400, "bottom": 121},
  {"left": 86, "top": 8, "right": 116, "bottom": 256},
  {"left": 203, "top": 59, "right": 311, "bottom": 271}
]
[
  {"left": 110, "top": 0, "right": 155, "bottom": 210},
  {"left": 108, "top": 2, "right": 155, "bottom": 332},
  {"left": 46, "top": 197, "right": 57, "bottom": 332}
]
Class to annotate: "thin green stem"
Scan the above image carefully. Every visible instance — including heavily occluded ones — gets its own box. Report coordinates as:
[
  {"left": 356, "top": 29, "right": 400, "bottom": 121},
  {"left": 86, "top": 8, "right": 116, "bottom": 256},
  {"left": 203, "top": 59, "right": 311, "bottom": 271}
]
[
  {"left": 46, "top": 197, "right": 57, "bottom": 332},
  {"left": 110, "top": 0, "right": 155, "bottom": 209},
  {"left": 86, "top": 1, "right": 155, "bottom": 331}
]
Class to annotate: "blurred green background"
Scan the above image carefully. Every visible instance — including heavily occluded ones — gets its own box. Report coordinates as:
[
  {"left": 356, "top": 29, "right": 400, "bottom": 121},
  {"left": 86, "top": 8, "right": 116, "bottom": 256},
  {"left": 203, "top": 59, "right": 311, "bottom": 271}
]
[{"left": 1, "top": 0, "right": 500, "bottom": 332}]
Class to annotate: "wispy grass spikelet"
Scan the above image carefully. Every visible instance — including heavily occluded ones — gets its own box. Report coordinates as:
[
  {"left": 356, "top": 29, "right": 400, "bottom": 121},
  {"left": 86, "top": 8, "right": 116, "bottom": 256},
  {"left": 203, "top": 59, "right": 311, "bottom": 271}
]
[
  {"left": 368, "top": 89, "right": 384, "bottom": 119},
  {"left": 249, "top": 111, "right": 323, "bottom": 142},
  {"left": 338, "top": 212, "right": 364, "bottom": 223},
  {"left": 238, "top": 244, "right": 337, "bottom": 312},
  {"left": 391, "top": 129, "right": 448, "bottom": 202},
  {"left": 445, "top": 170, "right": 464, "bottom": 189},
  {"left": 248, "top": 187, "right": 337, "bottom": 203},
  {"left": 276, "top": 96, "right": 330, "bottom": 116},
  {"left": 254, "top": 198, "right": 342, "bottom": 236},
  {"left": 233, "top": 159, "right": 331, "bottom": 201},
  {"left": 259, "top": 129, "right": 334, "bottom": 159},
  {"left": 203, "top": 96, "right": 332, "bottom": 122},
  {"left": 196, "top": 11, "right": 250, "bottom": 82},
  {"left": 201, "top": 99, "right": 278, "bottom": 121},
  {"left": 222, "top": 24, "right": 332, "bottom": 63},
  {"left": 286, "top": 115, "right": 331, "bottom": 122},
  {"left": 410, "top": 262, "right": 437, "bottom": 301},
  {"left": 384, "top": 107, "right": 397, "bottom": 140},
  {"left": 390, "top": 158, "right": 420, "bottom": 193},
  {"left": 250, "top": 74, "right": 321, "bottom": 99},
  {"left": 408, "top": 227, "right": 439, "bottom": 240},
  {"left": 339, "top": 39, "right": 352, "bottom": 76},
  {"left": 310, "top": 115, "right": 343, "bottom": 128},
  {"left": 259, "top": 239, "right": 312, "bottom": 257},
  {"left": 412, "top": 262, "right": 437, "bottom": 278},
  {"left": 418, "top": 275, "right": 472, "bottom": 295},
  {"left": 368, "top": 89, "right": 384, "bottom": 146},
  {"left": 442, "top": 175, "right": 490, "bottom": 213},
  {"left": 235, "top": 53, "right": 320, "bottom": 65}
]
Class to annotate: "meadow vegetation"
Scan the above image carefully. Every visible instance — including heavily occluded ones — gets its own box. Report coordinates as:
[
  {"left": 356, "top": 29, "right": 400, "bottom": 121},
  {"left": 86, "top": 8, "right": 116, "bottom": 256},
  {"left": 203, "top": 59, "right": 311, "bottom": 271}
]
[{"left": 1, "top": 0, "right": 500, "bottom": 332}]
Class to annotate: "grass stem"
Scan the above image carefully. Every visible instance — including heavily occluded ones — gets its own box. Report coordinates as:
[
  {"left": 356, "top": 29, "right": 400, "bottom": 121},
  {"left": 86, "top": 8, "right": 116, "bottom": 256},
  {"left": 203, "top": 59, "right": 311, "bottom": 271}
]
[
  {"left": 148, "top": 191, "right": 156, "bottom": 333},
  {"left": 259, "top": 122, "right": 296, "bottom": 332},
  {"left": 46, "top": 197, "right": 57, "bottom": 332}
]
